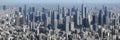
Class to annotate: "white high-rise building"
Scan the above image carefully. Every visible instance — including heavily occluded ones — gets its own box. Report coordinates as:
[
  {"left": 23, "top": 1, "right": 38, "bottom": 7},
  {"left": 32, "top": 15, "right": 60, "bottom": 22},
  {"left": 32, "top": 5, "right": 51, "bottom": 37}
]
[
  {"left": 77, "top": 11, "right": 80, "bottom": 25},
  {"left": 59, "top": 14, "right": 63, "bottom": 24},
  {"left": 54, "top": 19, "right": 58, "bottom": 39},
  {"left": 47, "top": 17, "right": 51, "bottom": 26},
  {"left": 65, "top": 16, "right": 70, "bottom": 40},
  {"left": 88, "top": 15, "right": 92, "bottom": 24},
  {"left": 70, "top": 16, "right": 74, "bottom": 31}
]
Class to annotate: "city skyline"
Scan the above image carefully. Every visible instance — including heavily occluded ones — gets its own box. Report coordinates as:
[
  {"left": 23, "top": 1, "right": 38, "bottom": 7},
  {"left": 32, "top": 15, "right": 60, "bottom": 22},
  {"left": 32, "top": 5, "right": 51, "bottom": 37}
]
[{"left": 0, "top": 0, "right": 120, "bottom": 40}]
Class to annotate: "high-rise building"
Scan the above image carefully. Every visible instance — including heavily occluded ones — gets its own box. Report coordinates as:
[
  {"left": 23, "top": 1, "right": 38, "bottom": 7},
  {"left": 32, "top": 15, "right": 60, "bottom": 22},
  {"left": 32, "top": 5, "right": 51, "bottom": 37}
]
[
  {"left": 79, "top": 15, "right": 83, "bottom": 25},
  {"left": 119, "top": 16, "right": 120, "bottom": 24},
  {"left": 54, "top": 19, "right": 58, "bottom": 38},
  {"left": 23, "top": 5, "right": 27, "bottom": 17},
  {"left": 98, "top": 10, "right": 103, "bottom": 25},
  {"left": 58, "top": 5, "right": 60, "bottom": 13},
  {"left": 62, "top": 7, "right": 67, "bottom": 17},
  {"left": 77, "top": 10, "right": 80, "bottom": 25},
  {"left": 88, "top": 15, "right": 92, "bottom": 25},
  {"left": 91, "top": 14, "right": 98, "bottom": 25},
  {"left": 70, "top": 16, "right": 75, "bottom": 31},
  {"left": 3, "top": 5, "right": 6, "bottom": 10},
  {"left": 104, "top": 6, "right": 108, "bottom": 16},
  {"left": 84, "top": 7, "right": 87, "bottom": 18},
  {"left": 59, "top": 14, "right": 63, "bottom": 24},
  {"left": 71, "top": 6, "right": 76, "bottom": 12},
  {"left": 46, "top": 17, "right": 51, "bottom": 26},
  {"left": 82, "top": 18, "right": 89, "bottom": 27},
  {"left": 105, "top": 16, "right": 109, "bottom": 25},
  {"left": 15, "top": 16, "right": 20, "bottom": 26},
  {"left": 81, "top": 3, "right": 84, "bottom": 18},
  {"left": 19, "top": 7, "right": 22, "bottom": 13},
  {"left": 65, "top": 16, "right": 70, "bottom": 40}
]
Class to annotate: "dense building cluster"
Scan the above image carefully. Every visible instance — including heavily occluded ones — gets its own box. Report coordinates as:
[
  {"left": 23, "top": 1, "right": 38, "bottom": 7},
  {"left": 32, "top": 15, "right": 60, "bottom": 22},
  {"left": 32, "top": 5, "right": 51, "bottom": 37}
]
[{"left": 0, "top": 4, "right": 120, "bottom": 40}]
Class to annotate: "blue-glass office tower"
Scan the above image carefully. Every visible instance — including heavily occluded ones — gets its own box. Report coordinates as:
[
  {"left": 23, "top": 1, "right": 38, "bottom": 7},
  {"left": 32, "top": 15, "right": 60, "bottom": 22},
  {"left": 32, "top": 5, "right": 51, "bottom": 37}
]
[
  {"left": 19, "top": 7, "right": 22, "bottom": 13},
  {"left": 98, "top": 10, "right": 103, "bottom": 25}
]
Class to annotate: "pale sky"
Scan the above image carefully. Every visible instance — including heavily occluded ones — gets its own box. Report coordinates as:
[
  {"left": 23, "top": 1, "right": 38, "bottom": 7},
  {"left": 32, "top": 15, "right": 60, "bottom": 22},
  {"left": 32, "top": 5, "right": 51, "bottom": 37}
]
[{"left": 0, "top": 0, "right": 120, "bottom": 5}]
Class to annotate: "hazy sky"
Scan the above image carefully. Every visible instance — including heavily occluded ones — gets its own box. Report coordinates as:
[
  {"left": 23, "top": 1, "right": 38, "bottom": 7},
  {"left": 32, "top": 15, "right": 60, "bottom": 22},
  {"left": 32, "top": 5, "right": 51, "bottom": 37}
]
[{"left": 0, "top": 0, "right": 120, "bottom": 5}]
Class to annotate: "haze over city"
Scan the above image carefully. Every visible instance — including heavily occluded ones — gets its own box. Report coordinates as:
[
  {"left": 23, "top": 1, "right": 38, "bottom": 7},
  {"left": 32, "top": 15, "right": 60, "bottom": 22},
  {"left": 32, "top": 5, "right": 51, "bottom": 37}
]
[{"left": 0, "top": 0, "right": 120, "bottom": 5}]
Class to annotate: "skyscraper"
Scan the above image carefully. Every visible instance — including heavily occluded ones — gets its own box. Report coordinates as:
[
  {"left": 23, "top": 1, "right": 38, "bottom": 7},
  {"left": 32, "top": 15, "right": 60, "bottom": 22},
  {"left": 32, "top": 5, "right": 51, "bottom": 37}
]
[
  {"left": 98, "top": 10, "right": 104, "bottom": 25},
  {"left": 15, "top": 16, "right": 20, "bottom": 26},
  {"left": 65, "top": 16, "right": 70, "bottom": 40},
  {"left": 84, "top": 7, "right": 87, "bottom": 18},
  {"left": 81, "top": 3, "right": 84, "bottom": 18},
  {"left": 3, "top": 5, "right": 6, "bottom": 10},
  {"left": 70, "top": 16, "right": 75, "bottom": 31},
  {"left": 19, "top": 7, "right": 22, "bottom": 13},
  {"left": 77, "top": 10, "right": 80, "bottom": 25},
  {"left": 23, "top": 5, "right": 27, "bottom": 17}
]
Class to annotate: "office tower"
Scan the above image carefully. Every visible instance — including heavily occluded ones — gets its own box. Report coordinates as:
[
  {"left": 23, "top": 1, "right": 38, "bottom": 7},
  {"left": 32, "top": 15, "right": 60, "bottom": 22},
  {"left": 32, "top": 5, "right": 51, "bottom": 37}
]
[
  {"left": 41, "top": 13, "right": 46, "bottom": 24},
  {"left": 71, "top": 6, "right": 76, "bottom": 12},
  {"left": 76, "top": 10, "right": 80, "bottom": 25},
  {"left": 3, "top": 5, "right": 6, "bottom": 10},
  {"left": 68, "top": 9, "right": 71, "bottom": 16},
  {"left": 46, "top": 17, "right": 51, "bottom": 26},
  {"left": 35, "top": 11, "right": 40, "bottom": 22},
  {"left": 58, "top": 13, "right": 64, "bottom": 30},
  {"left": 98, "top": 27, "right": 103, "bottom": 38},
  {"left": 103, "top": 14, "right": 107, "bottom": 25},
  {"left": 70, "top": 16, "right": 74, "bottom": 31},
  {"left": 105, "top": 16, "right": 109, "bottom": 25},
  {"left": 53, "top": 11, "right": 57, "bottom": 19},
  {"left": 26, "top": 13, "right": 30, "bottom": 25},
  {"left": 91, "top": 14, "right": 98, "bottom": 25},
  {"left": 119, "top": 17, "right": 120, "bottom": 24},
  {"left": 81, "top": 3, "right": 84, "bottom": 18},
  {"left": 48, "top": 10, "right": 52, "bottom": 17},
  {"left": 21, "top": 16, "right": 26, "bottom": 25},
  {"left": 23, "top": 5, "right": 27, "bottom": 17},
  {"left": 54, "top": 19, "right": 58, "bottom": 39},
  {"left": 39, "top": 12, "right": 43, "bottom": 22},
  {"left": 79, "top": 14, "right": 83, "bottom": 25},
  {"left": 59, "top": 14, "right": 63, "bottom": 24},
  {"left": 30, "top": 22, "right": 33, "bottom": 31},
  {"left": 15, "top": 11, "right": 19, "bottom": 16},
  {"left": 82, "top": 17, "right": 89, "bottom": 27},
  {"left": 32, "top": 10, "right": 35, "bottom": 29},
  {"left": 37, "top": 23, "right": 40, "bottom": 35},
  {"left": 51, "top": 11, "right": 58, "bottom": 29},
  {"left": 19, "top": 7, "right": 22, "bottom": 13},
  {"left": 91, "top": 15, "right": 95, "bottom": 25},
  {"left": 65, "top": 16, "right": 70, "bottom": 40},
  {"left": 98, "top": 10, "right": 104, "bottom": 25},
  {"left": 62, "top": 7, "right": 67, "bottom": 17},
  {"left": 88, "top": 15, "right": 92, "bottom": 25},
  {"left": 15, "top": 16, "right": 20, "bottom": 26},
  {"left": 84, "top": 7, "right": 87, "bottom": 18},
  {"left": 104, "top": 6, "right": 108, "bottom": 16},
  {"left": 23, "top": 25, "right": 26, "bottom": 32},
  {"left": 108, "top": 11, "right": 112, "bottom": 18},
  {"left": 58, "top": 5, "right": 60, "bottom": 13},
  {"left": 42, "top": 7, "right": 46, "bottom": 12},
  {"left": 31, "top": 7, "right": 35, "bottom": 12},
  {"left": 73, "top": 8, "right": 80, "bottom": 27},
  {"left": 45, "top": 13, "right": 48, "bottom": 26},
  {"left": 48, "top": 11, "right": 52, "bottom": 25},
  {"left": 29, "top": 8, "right": 33, "bottom": 21},
  {"left": 95, "top": 15, "right": 98, "bottom": 25}
]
